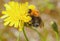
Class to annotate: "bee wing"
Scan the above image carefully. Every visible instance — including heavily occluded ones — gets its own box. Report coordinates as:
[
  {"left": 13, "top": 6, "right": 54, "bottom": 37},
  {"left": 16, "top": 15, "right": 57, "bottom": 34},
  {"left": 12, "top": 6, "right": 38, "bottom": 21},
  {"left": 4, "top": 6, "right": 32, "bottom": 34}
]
[{"left": 39, "top": 21, "right": 44, "bottom": 28}]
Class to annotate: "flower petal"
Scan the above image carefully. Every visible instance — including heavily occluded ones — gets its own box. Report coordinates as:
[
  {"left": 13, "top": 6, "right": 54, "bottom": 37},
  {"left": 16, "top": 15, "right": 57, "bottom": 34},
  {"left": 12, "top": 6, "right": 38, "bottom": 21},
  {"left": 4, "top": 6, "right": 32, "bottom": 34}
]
[
  {"left": 1, "top": 15, "right": 8, "bottom": 19},
  {"left": 4, "top": 17, "right": 10, "bottom": 21},
  {"left": 28, "top": 5, "right": 36, "bottom": 10},
  {"left": 14, "top": 21, "right": 19, "bottom": 28},
  {"left": 4, "top": 20, "right": 11, "bottom": 26},
  {"left": 9, "top": 21, "right": 14, "bottom": 26},
  {"left": 4, "top": 4, "right": 11, "bottom": 10}
]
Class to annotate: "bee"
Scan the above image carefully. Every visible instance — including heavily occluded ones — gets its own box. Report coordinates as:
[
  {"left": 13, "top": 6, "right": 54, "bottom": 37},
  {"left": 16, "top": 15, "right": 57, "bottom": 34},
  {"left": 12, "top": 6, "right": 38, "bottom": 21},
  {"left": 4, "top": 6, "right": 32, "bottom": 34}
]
[{"left": 28, "top": 9, "right": 44, "bottom": 27}]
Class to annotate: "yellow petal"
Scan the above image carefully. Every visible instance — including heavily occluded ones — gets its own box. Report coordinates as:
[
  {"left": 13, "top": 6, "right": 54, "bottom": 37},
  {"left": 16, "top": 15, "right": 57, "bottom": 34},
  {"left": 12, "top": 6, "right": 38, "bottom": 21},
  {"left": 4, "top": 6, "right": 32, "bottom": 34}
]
[
  {"left": 4, "top": 20, "right": 11, "bottom": 26},
  {"left": 28, "top": 5, "right": 36, "bottom": 10},
  {"left": 4, "top": 17, "right": 10, "bottom": 21},
  {"left": 25, "top": 2, "right": 28, "bottom": 7},
  {"left": 4, "top": 4, "right": 11, "bottom": 10},
  {"left": 2, "top": 11, "right": 6, "bottom": 14},
  {"left": 8, "top": 1, "right": 15, "bottom": 7},
  {"left": 1, "top": 15, "right": 8, "bottom": 19},
  {"left": 9, "top": 21, "right": 14, "bottom": 26},
  {"left": 23, "top": 16, "right": 31, "bottom": 22},
  {"left": 14, "top": 21, "right": 19, "bottom": 28}
]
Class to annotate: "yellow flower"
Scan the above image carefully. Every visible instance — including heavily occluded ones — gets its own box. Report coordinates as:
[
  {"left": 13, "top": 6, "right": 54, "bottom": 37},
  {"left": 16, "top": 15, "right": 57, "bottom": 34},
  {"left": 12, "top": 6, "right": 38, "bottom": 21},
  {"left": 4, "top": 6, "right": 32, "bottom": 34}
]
[{"left": 1, "top": 1, "right": 31, "bottom": 31}]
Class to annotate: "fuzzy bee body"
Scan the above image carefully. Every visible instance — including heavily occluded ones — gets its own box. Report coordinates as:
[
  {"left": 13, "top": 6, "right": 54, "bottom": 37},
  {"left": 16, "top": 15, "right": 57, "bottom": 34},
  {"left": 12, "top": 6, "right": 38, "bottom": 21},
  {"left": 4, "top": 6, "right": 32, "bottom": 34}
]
[{"left": 28, "top": 9, "right": 44, "bottom": 27}]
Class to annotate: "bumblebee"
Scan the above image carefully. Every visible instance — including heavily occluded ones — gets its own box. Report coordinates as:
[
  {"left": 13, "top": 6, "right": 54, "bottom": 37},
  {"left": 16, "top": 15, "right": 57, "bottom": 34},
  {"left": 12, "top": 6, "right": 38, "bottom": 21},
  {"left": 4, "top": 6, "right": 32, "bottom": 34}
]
[{"left": 28, "top": 9, "right": 44, "bottom": 27}]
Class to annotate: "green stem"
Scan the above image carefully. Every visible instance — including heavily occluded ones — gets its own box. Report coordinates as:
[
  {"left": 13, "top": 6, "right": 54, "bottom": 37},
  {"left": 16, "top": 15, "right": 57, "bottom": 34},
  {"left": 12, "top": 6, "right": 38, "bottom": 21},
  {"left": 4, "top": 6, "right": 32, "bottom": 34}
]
[
  {"left": 23, "top": 27, "right": 29, "bottom": 41},
  {"left": 29, "top": 27, "right": 45, "bottom": 41},
  {"left": 17, "top": 31, "right": 20, "bottom": 41},
  {"left": 55, "top": 32, "right": 59, "bottom": 41},
  {"left": 43, "top": 28, "right": 48, "bottom": 41}
]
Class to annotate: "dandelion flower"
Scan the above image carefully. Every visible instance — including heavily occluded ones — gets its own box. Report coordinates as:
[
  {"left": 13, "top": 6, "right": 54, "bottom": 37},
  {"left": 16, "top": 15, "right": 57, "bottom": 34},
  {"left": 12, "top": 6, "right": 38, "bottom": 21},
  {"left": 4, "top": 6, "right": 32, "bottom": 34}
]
[{"left": 1, "top": 1, "right": 32, "bottom": 31}]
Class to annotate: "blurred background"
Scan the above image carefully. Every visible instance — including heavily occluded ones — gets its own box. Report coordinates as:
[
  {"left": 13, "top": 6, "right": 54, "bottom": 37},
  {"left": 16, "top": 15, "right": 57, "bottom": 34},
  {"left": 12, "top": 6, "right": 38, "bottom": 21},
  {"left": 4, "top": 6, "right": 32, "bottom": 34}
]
[{"left": 0, "top": 0, "right": 60, "bottom": 41}]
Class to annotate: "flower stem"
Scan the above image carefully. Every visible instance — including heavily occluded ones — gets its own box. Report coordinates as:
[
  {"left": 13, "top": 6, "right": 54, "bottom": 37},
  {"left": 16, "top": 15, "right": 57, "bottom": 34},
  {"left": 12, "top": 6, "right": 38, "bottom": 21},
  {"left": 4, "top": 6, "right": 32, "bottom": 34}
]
[
  {"left": 55, "top": 32, "right": 59, "bottom": 41},
  {"left": 23, "top": 27, "right": 29, "bottom": 41},
  {"left": 17, "top": 31, "right": 20, "bottom": 41}
]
